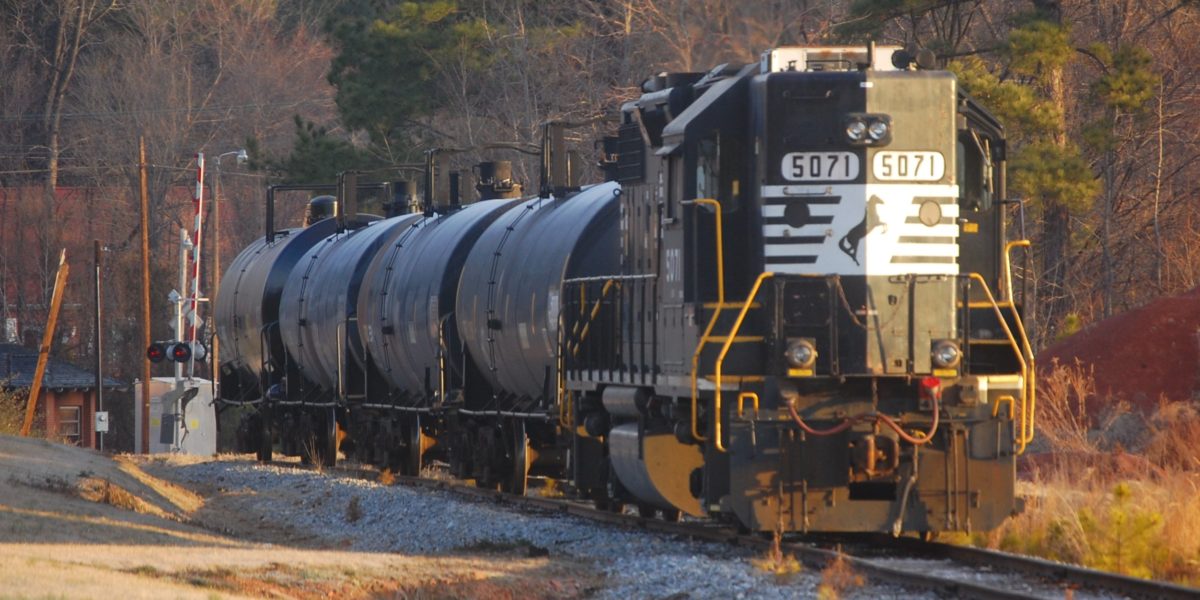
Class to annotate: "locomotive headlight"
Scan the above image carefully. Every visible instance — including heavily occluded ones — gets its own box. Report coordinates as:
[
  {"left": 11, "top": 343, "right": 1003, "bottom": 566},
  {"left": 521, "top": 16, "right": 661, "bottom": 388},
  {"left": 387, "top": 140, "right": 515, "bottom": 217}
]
[
  {"left": 785, "top": 338, "right": 817, "bottom": 369},
  {"left": 931, "top": 340, "right": 962, "bottom": 369},
  {"left": 845, "top": 120, "right": 867, "bottom": 142},
  {"left": 867, "top": 119, "right": 890, "bottom": 141}
]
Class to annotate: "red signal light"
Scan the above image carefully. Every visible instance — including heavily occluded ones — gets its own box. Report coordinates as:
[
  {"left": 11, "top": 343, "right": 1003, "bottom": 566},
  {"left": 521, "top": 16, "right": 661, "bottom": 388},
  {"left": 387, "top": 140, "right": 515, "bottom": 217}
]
[
  {"left": 170, "top": 342, "right": 192, "bottom": 362},
  {"left": 146, "top": 343, "right": 167, "bottom": 363}
]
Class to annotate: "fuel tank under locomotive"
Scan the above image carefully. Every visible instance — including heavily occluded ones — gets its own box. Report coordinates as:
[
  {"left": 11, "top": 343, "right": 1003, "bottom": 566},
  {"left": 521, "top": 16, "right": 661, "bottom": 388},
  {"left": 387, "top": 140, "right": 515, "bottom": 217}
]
[
  {"left": 457, "top": 182, "right": 622, "bottom": 403},
  {"left": 277, "top": 215, "right": 422, "bottom": 392},
  {"left": 358, "top": 199, "right": 518, "bottom": 397},
  {"left": 215, "top": 219, "right": 338, "bottom": 402}
]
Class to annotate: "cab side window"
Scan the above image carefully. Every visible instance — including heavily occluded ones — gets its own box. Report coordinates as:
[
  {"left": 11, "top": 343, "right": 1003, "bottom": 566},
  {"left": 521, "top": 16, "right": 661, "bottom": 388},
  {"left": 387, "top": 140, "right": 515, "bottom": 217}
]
[
  {"left": 957, "top": 131, "right": 993, "bottom": 211},
  {"left": 696, "top": 137, "right": 719, "bottom": 201},
  {"left": 695, "top": 133, "right": 742, "bottom": 212}
]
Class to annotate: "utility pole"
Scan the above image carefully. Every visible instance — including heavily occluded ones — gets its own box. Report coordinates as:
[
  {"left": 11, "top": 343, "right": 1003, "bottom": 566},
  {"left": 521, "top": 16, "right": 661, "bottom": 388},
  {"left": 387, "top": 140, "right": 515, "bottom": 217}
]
[
  {"left": 140, "top": 136, "right": 151, "bottom": 453},
  {"left": 20, "top": 250, "right": 68, "bottom": 437},
  {"left": 94, "top": 240, "right": 104, "bottom": 451}
]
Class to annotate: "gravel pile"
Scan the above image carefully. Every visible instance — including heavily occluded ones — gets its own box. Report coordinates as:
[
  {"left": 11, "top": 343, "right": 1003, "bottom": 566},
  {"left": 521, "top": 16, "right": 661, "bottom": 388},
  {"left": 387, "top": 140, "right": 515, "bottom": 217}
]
[{"left": 167, "top": 459, "right": 914, "bottom": 599}]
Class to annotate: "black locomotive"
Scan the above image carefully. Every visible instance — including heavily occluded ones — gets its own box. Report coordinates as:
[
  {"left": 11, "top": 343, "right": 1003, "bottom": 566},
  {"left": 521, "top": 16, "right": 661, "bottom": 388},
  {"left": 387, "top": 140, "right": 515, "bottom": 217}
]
[{"left": 215, "top": 45, "right": 1035, "bottom": 535}]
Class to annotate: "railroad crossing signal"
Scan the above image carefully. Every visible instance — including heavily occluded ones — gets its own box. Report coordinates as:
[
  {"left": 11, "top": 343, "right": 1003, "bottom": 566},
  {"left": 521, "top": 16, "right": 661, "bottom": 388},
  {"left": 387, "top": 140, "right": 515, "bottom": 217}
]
[{"left": 146, "top": 340, "right": 206, "bottom": 363}]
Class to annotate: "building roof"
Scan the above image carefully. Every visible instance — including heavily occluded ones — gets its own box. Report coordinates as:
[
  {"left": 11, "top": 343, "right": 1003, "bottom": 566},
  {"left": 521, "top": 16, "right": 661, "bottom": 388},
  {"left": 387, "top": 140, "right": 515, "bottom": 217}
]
[{"left": 0, "top": 343, "right": 123, "bottom": 392}]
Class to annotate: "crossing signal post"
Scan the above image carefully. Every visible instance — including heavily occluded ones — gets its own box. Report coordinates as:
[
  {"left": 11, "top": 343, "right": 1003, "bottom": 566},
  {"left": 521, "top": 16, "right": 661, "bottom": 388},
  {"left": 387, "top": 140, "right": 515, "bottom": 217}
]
[{"left": 139, "top": 225, "right": 212, "bottom": 453}]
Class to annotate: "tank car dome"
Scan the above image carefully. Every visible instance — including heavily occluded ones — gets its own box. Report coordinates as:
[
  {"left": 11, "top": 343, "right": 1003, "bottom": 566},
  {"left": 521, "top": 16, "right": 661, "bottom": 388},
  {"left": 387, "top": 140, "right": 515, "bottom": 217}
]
[{"left": 306, "top": 195, "right": 338, "bottom": 225}]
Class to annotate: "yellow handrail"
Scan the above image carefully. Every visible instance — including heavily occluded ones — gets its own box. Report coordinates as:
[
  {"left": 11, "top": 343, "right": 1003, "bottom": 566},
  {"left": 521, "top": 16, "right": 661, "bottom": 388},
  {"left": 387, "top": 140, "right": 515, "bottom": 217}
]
[
  {"left": 1000, "top": 239, "right": 1036, "bottom": 446},
  {"left": 736, "top": 392, "right": 759, "bottom": 419},
  {"left": 713, "top": 272, "right": 775, "bottom": 452},
  {"left": 1003, "top": 239, "right": 1031, "bottom": 301},
  {"left": 689, "top": 198, "right": 724, "bottom": 442},
  {"left": 967, "top": 273, "right": 1036, "bottom": 454},
  {"left": 693, "top": 199, "right": 724, "bottom": 302},
  {"left": 557, "top": 312, "right": 569, "bottom": 428}
]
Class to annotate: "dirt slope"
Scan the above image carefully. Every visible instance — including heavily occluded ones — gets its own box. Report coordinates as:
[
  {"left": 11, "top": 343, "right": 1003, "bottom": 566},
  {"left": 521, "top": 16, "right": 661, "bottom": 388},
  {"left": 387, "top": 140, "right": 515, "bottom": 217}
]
[
  {"left": 1038, "top": 287, "right": 1200, "bottom": 412},
  {"left": 0, "top": 435, "right": 598, "bottom": 599}
]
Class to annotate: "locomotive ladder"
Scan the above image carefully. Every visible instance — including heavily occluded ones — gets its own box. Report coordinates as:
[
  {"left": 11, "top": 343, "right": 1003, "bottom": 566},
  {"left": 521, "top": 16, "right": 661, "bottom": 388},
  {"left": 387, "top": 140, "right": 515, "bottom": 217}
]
[
  {"left": 962, "top": 238, "right": 1036, "bottom": 454},
  {"left": 685, "top": 198, "right": 766, "bottom": 452}
]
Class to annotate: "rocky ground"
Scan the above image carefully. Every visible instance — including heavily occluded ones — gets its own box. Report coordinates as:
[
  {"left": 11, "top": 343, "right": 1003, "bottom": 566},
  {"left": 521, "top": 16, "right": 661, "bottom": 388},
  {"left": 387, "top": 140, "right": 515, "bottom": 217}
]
[{"left": 0, "top": 434, "right": 912, "bottom": 599}]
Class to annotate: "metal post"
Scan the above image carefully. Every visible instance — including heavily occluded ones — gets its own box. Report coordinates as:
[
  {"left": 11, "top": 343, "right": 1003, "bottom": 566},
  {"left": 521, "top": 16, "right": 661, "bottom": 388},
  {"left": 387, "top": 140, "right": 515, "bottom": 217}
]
[
  {"left": 173, "top": 228, "right": 191, "bottom": 452},
  {"left": 177, "top": 229, "right": 191, "bottom": 386},
  {"left": 187, "top": 153, "right": 205, "bottom": 379},
  {"left": 212, "top": 162, "right": 222, "bottom": 382}
]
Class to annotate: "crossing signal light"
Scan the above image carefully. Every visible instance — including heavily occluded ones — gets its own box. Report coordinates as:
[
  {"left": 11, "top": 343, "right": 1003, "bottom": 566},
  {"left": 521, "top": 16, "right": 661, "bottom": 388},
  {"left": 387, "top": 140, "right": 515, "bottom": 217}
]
[
  {"left": 146, "top": 340, "right": 205, "bottom": 363},
  {"left": 146, "top": 342, "right": 167, "bottom": 363}
]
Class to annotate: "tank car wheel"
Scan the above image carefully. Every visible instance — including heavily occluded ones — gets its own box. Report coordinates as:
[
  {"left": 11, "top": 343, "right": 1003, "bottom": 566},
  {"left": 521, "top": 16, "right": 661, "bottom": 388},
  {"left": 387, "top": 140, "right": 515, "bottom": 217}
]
[
  {"left": 255, "top": 410, "right": 273, "bottom": 462},
  {"left": 661, "top": 508, "right": 682, "bottom": 522},
  {"left": 318, "top": 408, "right": 338, "bottom": 468},
  {"left": 637, "top": 503, "right": 657, "bottom": 519},
  {"left": 507, "top": 420, "right": 531, "bottom": 496},
  {"left": 405, "top": 415, "right": 429, "bottom": 476}
]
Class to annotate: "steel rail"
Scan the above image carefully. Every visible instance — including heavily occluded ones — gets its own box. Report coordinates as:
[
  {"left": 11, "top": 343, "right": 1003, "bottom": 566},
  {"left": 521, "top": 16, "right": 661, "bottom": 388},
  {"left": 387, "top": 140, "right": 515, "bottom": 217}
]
[{"left": 263, "top": 460, "right": 1198, "bottom": 599}]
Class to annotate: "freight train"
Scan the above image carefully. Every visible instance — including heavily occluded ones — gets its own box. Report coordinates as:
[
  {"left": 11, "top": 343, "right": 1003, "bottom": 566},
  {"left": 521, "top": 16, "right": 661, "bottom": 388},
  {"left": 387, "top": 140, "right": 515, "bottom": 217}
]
[{"left": 214, "top": 44, "right": 1035, "bottom": 535}]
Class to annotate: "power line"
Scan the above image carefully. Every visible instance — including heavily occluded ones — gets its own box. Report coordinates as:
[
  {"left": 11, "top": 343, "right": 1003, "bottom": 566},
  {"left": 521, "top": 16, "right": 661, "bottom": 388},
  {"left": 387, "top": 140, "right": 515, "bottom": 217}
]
[{"left": 0, "top": 97, "right": 335, "bottom": 124}]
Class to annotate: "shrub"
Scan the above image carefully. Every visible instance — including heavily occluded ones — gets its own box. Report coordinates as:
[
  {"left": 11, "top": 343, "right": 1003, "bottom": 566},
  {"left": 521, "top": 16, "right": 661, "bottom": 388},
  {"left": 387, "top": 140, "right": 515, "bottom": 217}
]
[{"left": 1078, "top": 482, "right": 1167, "bottom": 579}]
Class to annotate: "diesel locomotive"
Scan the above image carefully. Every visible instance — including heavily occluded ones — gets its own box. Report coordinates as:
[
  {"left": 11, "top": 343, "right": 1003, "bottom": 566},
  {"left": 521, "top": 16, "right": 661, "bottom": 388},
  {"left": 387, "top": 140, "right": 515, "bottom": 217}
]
[{"left": 214, "top": 44, "right": 1035, "bottom": 535}]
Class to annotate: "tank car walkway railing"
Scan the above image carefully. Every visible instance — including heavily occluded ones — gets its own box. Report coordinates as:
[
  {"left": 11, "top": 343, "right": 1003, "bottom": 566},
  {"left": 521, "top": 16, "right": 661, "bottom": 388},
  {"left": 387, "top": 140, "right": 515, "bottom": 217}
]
[{"left": 560, "top": 272, "right": 658, "bottom": 416}]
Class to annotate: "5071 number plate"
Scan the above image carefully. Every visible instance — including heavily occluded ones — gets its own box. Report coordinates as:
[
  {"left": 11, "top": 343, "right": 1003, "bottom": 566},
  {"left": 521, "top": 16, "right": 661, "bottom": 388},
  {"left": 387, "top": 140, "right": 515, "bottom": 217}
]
[
  {"left": 872, "top": 151, "right": 945, "bottom": 181},
  {"left": 780, "top": 152, "right": 859, "bottom": 182}
]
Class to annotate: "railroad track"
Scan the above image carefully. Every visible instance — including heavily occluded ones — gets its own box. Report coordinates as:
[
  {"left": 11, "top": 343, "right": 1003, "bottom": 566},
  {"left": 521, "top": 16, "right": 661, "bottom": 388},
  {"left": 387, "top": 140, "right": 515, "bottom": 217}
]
[{"left": 267, "top": 460, "right": 1198, "bottom": 599}]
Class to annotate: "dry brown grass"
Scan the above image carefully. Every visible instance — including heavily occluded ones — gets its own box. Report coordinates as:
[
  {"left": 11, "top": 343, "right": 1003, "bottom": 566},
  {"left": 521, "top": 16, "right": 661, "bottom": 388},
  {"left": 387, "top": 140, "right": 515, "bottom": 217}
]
[
  {"left": 0, "top": 384, "right": 39, "bottom": 436},
  {"left": 749, "top": 534, "right": 802, "bottom": 579},
  {"left": 533, "top": 477, "right": 566, "bottom": 499},
  {"left": 77, "top": 477, "right": 151, "bottom": 513},
  {"left": 377, "top": 468, "right": 396, "bottom": 486},
  {"left": 975, "top": 360, "right": 1200, "bottom": 586},
  {"left": 816, "top": 549, "right": 864, "bottom": 600},
  {"left": 1035, "top": 358, "right": 1098, "bottom": 453}
]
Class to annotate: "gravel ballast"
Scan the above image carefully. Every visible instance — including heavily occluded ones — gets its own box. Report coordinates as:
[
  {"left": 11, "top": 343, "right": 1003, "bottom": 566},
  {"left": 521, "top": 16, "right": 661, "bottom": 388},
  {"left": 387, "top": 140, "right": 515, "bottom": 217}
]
[{"left": 165, "top": 459, "right": 915, "bottom": 599}]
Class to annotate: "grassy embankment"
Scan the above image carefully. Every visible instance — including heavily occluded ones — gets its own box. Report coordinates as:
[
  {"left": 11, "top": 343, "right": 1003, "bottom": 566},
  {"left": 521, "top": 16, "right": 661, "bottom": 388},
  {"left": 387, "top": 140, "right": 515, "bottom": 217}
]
[{"left": 953, "top": 360, "right": 1200, "bottom": 586}]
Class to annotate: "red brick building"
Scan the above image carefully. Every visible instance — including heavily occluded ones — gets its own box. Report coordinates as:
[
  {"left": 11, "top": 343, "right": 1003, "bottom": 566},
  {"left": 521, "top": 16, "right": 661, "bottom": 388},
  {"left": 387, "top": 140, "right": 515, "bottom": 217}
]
[{"left": 1, "top": 343, "right": 122, "bottom": 447}]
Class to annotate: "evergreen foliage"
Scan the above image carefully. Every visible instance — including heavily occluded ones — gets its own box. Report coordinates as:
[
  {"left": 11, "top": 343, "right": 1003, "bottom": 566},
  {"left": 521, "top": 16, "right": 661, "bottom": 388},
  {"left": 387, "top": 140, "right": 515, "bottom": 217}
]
[
  {"left": 272, "top": 116, "right": 376, "bottom": 184},
  {"left": 1078, "top": 483, "right": 1167, "bottom": 578},
  {"left": 324, "top": 0, "right": 492, "bottom": 152}
]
